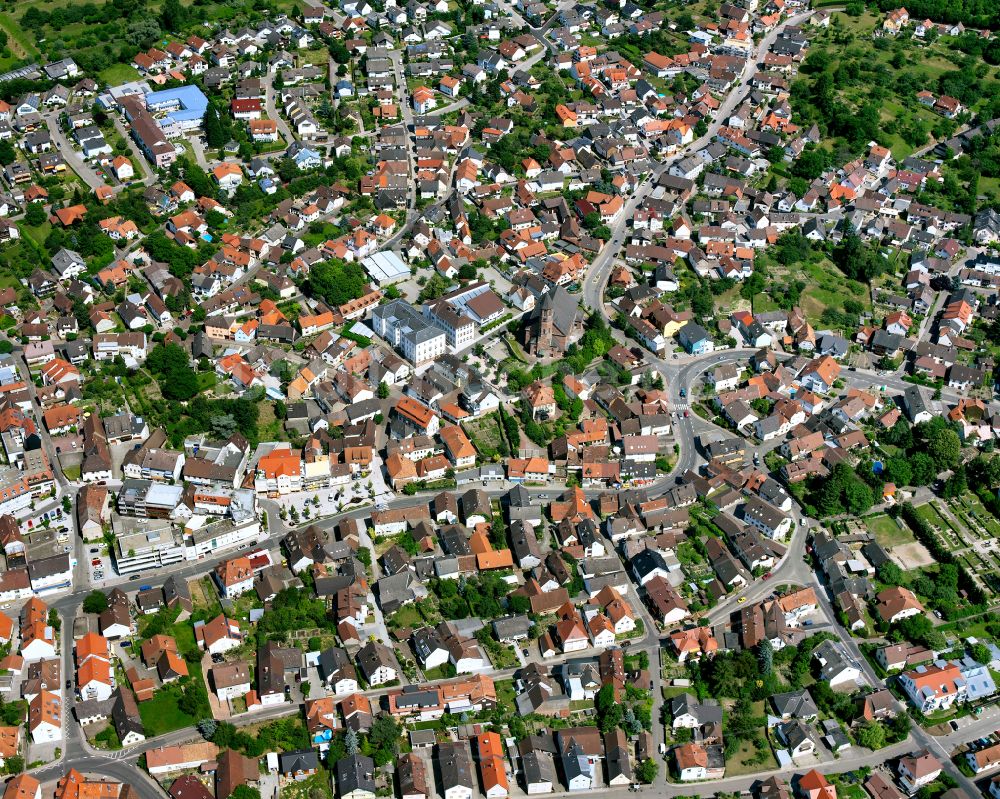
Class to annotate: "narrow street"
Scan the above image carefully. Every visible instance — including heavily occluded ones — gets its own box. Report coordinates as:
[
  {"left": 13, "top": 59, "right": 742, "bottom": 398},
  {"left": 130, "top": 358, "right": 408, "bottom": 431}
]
[
  {"left": 262, "top": 72, "right": 294, "bottom": 145},
  {"left": 42, "top": 113, "right": 104, "bottom": 191}
]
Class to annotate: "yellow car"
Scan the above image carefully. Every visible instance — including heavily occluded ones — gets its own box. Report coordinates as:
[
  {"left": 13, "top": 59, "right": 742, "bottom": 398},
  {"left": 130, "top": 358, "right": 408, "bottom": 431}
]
[{"left": 737, "top": 597, "right": 747, "bottom": 604}]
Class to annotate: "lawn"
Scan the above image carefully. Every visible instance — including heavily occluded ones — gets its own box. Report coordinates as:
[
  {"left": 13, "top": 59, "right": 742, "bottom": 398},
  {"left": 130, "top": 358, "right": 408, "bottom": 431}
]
[
  {"left": 915, "top": 502, "right": 956, "bottom": 536},
  {"left": 387, "top": 601, "right": 439, "bottom": 629},
  {"left": 495, "top": 678, "right": 516, "bottom": 712},
  {"left": 98, "top": 63, "right": 140, "bottom": 86},
  {"left": 834, "top": 785, "right": 867, "bottom": 799},
  {"left": 866, "top": 514, "right": 915, "bottom": 548},
  {"left": 422, "top": 665, "right": 455, "bottom": 681},
  {"left": 661, "top": 685, "right": 691, "bottom": 702},
  {"left": 725, "top": 738, "right": 778, "bottom": 777},
  {"left": 21, "top": 220, "right": 51, "bottom": 249},
  {"left": 137, "top": 662, "right": 209, "bottom": 736},
  {"left": 196, "top": 372, "right": 217, "bottom": 392}
]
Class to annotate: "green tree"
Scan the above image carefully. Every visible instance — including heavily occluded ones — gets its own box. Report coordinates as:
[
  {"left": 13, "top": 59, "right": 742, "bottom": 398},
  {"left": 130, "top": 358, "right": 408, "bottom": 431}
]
[
  {"left": 82, "top": 590, "right": 109, "bottom": 614},
  {"left": 856, "top": 721, "right": 886, "bottom": 750},
  {"left": 231, "top": 786, "right": 260, "bottom": 799},
  {"left": 23, "top": 203, "right": 46, "bottom": 227},
  {"left": 758, "top": 640, "right": 774, "bottom": 675},
  {"left": 927, "top": 427, "right": 961, "bottom": 471},
  {"left": 972, "top": 643, "right": 992, "bottom": 665},
  {"left": 204, "top": 106, "right": 226, "bottom": 149},
  {"left": 159, "top": 0, "right": 187, "bottom": 30},
  {"left": 876, "top": 561, "right": 903, "bottom": 587},
  {"left": 637, "top": 759, "right": 658, "bottom": 784},
  {"left": 458, "top": 262, "right": 477, "bottom": 280},
  {"left": 910, "top": 453, "right": 937, "bottom": 486},
  {"left": 368, "top": 714, "right": 401, "bottom": 766},
  {"left": 377, "top": 381, "right": 390, "bottom": 399},
  {"left": 146, "top": 342, "right": 199, "bottom": 401},
  {"left": 308, "top": 259, "right": 369, "bottom": 306},
  {"left": 884, "top": 457, "right": 912, "bottom": 487}
]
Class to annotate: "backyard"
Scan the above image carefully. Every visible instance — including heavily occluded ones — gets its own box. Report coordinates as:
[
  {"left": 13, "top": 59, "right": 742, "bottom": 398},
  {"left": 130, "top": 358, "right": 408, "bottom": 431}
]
[
  {"left": 190, "top": 576, "right": 223, "bottom": 619},
  {"left": 137, "top": 661, "right": 211, "bottom": 736},
  {"left": 463, "top": 413, "right": 509, "bottom": 460},
  {"left": 280, "top": 770, "right": 332, "bottom": 799}
]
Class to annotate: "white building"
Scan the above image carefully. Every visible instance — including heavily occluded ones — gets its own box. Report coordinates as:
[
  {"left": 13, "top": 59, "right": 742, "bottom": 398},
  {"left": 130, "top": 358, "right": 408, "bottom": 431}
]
[{"left": 372, "top": 300, "right": 448, "bottom": 367}]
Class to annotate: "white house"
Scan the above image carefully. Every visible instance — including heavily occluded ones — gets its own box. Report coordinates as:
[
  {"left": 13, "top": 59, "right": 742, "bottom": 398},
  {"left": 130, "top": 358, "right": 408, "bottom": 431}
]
[
  {"left": 211, "top": 662, "right": 251, "bottom": 701},
  {"left": 29, "top": 691, "right": 62, "bottom": 743}
]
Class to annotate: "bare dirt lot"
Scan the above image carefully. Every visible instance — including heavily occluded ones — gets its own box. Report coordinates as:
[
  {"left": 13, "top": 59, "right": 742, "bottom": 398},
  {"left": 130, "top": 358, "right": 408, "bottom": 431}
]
[{"left": 888, "top": 541, "right": 936, "bottom": 570}]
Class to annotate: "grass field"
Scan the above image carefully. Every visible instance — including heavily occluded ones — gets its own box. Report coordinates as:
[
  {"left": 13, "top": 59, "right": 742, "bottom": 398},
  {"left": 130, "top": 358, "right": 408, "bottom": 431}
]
[
  {"left": 195, "top": 372, "right": 217, "bottom": 392},
  {"left": 866, "top": 514, "right": 916, "bottom": 548},
  {"left": 915, "top": 502, "right": 953, "bottom": 534},
  {"left": 98, "top": 62, "right": 140, "bottom": 87},
  {"left": 21, "top": 220, "right": 51, "bottom": 250},
  {"left": 190, "top": 576, "right": 222, "bottom": 617},
  {"left": 387, "top": 597, "right": 439, "bottom": 629},
  {"left": 805, "top": 10, "right": 979, "bottom": 160},
  {"left": 799, "top": 259, "right": 871, "bottom": 319},
  {"left": 953, "top": 493, "right": 1000, "bottom": 537}
]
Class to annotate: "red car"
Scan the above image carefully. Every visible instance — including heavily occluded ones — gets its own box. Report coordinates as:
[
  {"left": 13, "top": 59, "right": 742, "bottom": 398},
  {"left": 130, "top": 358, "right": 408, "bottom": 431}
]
[{"left": 763, "top": 572, "right": 772, "bottom": 580}]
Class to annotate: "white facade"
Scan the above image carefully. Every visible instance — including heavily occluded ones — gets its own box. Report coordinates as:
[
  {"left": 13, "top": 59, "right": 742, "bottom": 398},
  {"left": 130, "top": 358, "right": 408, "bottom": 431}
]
[
  {"left": 366, "top": 664, "right": 397, "bottom": 686},
  {"left": 30, "top": 720, "right": 61, "bottom": 744},
  {"left": 215, "top": 680, "right": 250, "bottom": 701},
  {"left": 79, "top": 676, "right": 114, "bottom": 702}
]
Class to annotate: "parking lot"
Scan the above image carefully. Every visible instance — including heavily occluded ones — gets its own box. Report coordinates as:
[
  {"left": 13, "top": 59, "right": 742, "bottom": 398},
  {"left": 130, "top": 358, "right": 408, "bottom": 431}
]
[
  {"left": 86, "top": 544, "right": 113, "bottom": 584},
  {"left": 22, "top": 507, "right": 69, "bottom": 536}
]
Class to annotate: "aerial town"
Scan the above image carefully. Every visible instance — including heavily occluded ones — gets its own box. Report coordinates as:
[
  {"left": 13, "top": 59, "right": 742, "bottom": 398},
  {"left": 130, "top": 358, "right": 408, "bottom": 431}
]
[{"left": 0, "top": 0, "right": 998, "bottom": 798}]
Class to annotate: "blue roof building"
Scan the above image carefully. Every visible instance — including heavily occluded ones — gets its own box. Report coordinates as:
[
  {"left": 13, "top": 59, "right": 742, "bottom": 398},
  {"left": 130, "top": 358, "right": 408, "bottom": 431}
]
[{"left": 144, "top": 85, "right": 208, "bottom": 126}]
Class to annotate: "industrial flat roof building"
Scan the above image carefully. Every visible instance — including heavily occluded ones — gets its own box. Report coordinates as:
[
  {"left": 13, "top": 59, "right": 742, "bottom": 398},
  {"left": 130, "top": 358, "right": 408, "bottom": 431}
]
[{"left": 361, "top": 251, "right": 409, "bottom": 286}]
